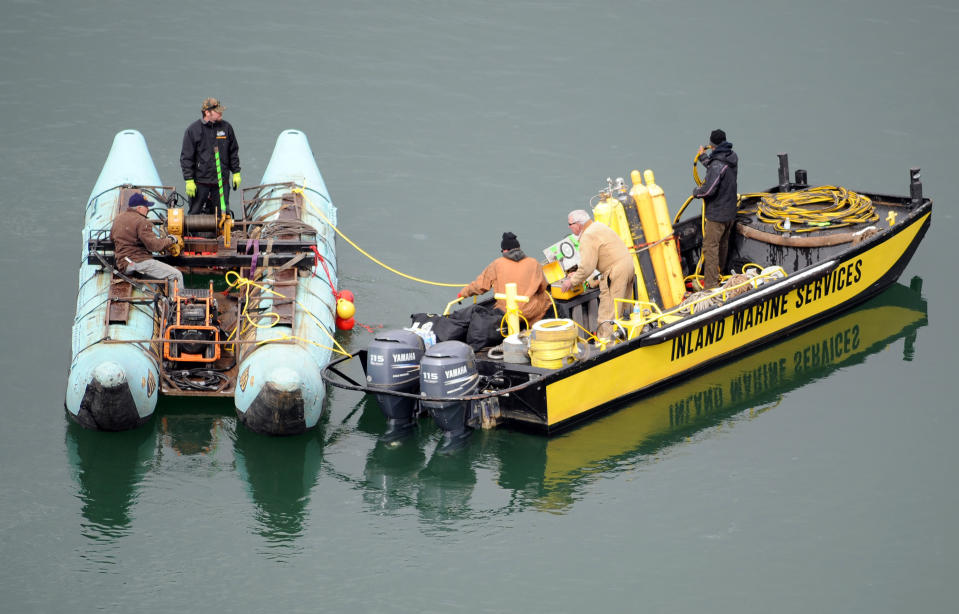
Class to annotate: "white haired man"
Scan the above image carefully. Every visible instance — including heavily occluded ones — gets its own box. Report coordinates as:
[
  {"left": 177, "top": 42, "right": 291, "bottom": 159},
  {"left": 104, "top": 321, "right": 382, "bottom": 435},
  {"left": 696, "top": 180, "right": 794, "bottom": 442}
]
[{"left": 561, "top": 209, "right": 635, "bottom": 339}]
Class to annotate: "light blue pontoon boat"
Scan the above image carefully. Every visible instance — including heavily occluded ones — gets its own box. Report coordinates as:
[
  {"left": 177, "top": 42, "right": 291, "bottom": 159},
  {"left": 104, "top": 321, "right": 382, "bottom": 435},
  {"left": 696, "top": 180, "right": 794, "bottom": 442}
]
[{"left": 66, "top": 129, "right": 339, "bottom": 435}]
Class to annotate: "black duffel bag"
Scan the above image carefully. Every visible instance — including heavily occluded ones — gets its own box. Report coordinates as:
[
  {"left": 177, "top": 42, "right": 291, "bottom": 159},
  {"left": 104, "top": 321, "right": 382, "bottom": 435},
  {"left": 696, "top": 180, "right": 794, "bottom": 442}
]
[
  {"left": 465, "top": 303, "right": 506, "bottom": 350},
  {"left": 409, "top": 310, "right": 470, "bottom": 342},
  {"left": 410, "top": 303, "right": 505, "bottom": 349}
]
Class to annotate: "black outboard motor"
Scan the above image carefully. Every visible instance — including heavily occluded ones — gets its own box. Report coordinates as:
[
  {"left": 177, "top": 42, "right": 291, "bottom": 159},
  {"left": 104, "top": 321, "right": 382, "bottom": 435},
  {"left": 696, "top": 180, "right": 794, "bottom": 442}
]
[
  {"left": 419, "top": 341, "right": 479, "bottom": 452},
  {"left": 366, "top": 329, "right": 426, "bottom": 440}
]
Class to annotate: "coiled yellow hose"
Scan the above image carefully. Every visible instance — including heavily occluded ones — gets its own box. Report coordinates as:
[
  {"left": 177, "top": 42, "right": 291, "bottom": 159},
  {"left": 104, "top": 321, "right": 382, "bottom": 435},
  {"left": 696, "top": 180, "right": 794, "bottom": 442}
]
[
  {"left": 528, "top": 319, "right": 579, "bottom": 369},
  {"left": 738, "top": 186, "right": 878, "bottom": 233}
]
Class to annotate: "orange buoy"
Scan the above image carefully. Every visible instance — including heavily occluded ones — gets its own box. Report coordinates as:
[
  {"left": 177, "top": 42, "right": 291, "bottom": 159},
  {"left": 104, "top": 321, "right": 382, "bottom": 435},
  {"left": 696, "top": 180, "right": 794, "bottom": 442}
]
[{"left": 335, "top": 289, "right": 355, "bottom": 329}]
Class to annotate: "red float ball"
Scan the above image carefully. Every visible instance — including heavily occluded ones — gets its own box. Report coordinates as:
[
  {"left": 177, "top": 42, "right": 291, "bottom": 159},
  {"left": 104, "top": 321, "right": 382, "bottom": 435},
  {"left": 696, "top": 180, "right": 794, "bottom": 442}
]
[
  {"left": 337, "top": 289, "right": 354, "bottom": 303},
  {"left": 335, "top": 316, "right": 355, "bottom": 330}
]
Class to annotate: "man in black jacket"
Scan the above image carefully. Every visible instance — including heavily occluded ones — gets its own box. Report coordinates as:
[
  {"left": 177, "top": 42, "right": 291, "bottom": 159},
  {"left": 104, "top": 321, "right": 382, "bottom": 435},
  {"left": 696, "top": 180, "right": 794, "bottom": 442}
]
[
  {"left": 692, "top": 129, "right": 739, "bottom": 289},
  {"left": 180, "top": 97, "right": 241, "bottom": 215}
]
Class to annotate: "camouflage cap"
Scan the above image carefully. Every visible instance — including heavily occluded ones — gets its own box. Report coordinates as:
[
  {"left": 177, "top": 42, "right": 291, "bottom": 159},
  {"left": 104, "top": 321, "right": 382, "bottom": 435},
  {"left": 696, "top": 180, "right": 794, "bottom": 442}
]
[{"left": 201, "top": 97, "right": 225, "bottom": 113}]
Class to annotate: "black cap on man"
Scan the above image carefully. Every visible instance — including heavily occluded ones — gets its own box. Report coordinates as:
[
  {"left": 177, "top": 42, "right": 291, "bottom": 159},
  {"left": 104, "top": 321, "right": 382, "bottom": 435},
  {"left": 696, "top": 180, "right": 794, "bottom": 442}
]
[{"left": 709, "top": 129, "right": 727, "bottom": 145}]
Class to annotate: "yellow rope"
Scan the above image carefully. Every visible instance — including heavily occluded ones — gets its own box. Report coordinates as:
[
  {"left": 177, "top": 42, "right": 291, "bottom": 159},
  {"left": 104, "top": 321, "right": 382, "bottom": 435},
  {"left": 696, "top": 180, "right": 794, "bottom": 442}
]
[
  {"left": 293, "top": 187, "right": 466, "bottom": 288},
  {"left": 739, "top": 186, "right": 877, "bottom": 233},
  {"left": 498, "top": 311, "right": 530, "bottom": 338},
  {"left": 224, "top": 271, "right": 350, "bottom": 357},
  {"left": 546, "top": 292, "right": 559, "bottom": 319},
  {"left": 255, "top": 334, "right": 346, "bottom": 354},
  {"left": 562, "top": 319, "right": 599, "bottom": 344}
]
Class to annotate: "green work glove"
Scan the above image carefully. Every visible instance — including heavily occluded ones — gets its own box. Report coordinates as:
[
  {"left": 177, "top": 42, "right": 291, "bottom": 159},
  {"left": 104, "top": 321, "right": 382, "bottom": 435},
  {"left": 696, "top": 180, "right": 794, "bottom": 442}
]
[
  {"left": 185, "top": 179, "right": 197, "bottom": 197},
  {"left": 232, "top": 172, "right": 241, "bottom": 190}
]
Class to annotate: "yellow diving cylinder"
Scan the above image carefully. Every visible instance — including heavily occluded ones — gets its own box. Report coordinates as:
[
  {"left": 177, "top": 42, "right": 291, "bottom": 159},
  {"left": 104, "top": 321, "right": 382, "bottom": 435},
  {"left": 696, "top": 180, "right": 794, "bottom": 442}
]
[
  {"left": 641, "top": 170, "right": 685, "bottom": 307},
  {"left": 594, "top": 192, "right": 650, "bottom": 304},
  {"left": 592, "top": 195, "right": 613, "bottom": 230},
  {"left": 593, "top": 194, "right": 633, "bottom": 240},
  {"left": 630, "top": 171, "right": 677, "bottom": 309}
]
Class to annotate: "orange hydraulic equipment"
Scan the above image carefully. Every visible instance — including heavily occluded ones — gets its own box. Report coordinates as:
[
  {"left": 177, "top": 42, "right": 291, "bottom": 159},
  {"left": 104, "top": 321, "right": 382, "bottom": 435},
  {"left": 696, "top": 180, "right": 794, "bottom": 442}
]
[
  {"left": 162, "top": 281, "right": 221, "bottom": 363},
  {"left": 630, "top": 170, "right": 685, "bottom": 309}
]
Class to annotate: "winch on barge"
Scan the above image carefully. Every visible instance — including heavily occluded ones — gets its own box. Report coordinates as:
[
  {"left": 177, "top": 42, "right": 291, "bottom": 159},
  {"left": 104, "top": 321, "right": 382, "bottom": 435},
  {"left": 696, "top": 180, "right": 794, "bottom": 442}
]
[
  {"left": 322, "top": 155, "right": 932, "bottom": 449},
  {"left": 66, "top": 129, "right": 342, "bottom": 435}
]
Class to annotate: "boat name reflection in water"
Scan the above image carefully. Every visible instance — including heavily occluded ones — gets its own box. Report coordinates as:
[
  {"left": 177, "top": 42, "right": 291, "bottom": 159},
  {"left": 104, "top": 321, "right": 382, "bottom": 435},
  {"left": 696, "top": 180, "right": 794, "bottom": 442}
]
[
  {"left": 794, "top": 324, "right": 860, "bottom": 372},
  {"left": 670, "top": 321, "right": 863, "bottom": 425}
]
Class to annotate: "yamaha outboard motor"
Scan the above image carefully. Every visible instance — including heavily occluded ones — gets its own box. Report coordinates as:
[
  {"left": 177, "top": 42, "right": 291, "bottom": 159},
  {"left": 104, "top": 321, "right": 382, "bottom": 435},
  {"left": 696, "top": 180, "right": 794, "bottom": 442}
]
[
  {"left": 419, "top": 341, "right": 479, "bottom": 453},
  {"left": 366, "top": 329, "right": 426, "bottom": 441}
]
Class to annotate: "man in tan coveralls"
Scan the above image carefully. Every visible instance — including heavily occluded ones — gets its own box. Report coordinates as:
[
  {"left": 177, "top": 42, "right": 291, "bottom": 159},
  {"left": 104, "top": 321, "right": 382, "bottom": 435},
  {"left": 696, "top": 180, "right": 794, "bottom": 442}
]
[
  {"left": 459, "top": 231, "right": 551, "bottom": 326},
  {"left": 561, "top": 209, "right": 635, "bottom": 339}
]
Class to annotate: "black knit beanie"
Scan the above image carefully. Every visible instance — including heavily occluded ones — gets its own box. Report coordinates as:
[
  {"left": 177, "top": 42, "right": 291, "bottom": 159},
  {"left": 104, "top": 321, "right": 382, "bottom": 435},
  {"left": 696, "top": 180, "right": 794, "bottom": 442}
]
[
  {"left": 709, "top": 129, "right": 726, "bottom": 145},
  {"left": 501, "top": 232, "right": 520, "bottom": 251}
]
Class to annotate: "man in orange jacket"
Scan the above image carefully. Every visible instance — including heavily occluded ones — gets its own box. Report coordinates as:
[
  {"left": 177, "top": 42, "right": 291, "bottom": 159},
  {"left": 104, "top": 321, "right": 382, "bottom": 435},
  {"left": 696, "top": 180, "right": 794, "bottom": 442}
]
[{"left": 459, "top": 232, "right": 551, "bottom": 327}]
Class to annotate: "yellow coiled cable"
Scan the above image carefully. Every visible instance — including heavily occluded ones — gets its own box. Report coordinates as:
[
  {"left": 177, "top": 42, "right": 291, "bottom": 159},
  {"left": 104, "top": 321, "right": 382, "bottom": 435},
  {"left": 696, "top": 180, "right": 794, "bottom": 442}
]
[
  {"left": 739, "top": 185, "right": 877, "bottom": 233},
  {"left": 528, "top": 319, "right": 579, "bottom": 369}
]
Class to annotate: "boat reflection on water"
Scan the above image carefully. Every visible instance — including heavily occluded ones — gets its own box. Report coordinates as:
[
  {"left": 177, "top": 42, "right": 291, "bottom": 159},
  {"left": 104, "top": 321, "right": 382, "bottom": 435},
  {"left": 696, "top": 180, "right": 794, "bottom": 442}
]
[
  {"left": 65, "top": 396, "right": 233, "bottom": 540},
  {"left": 67, "top": 395, "right": 327, "bottom": 546},
  {"left": 234, "top": 425, "right": 325, "bottom": 544},
  {"left": 363, "top": 428, "right": 430, "bottom": 513},
  {"left": 359, "top": 393, "right": 488, "bottom": 522},
  {"left": 153, "top": 397, "right": 233, "bottom": 460},
  {"left": 415, "top": 443, "right": 481, "bottom": 523},
  {"left": 66, "top": 278, "right": 927, "bottom": 531},
  {"left": 65, "top": 420, "right": 156, "bottom": 539},
  {"left": 360, "top": 277, "right": 927, "bottom": 515},
  {"left": 363, "top": 433, "right": 492, "bottom": 525}
]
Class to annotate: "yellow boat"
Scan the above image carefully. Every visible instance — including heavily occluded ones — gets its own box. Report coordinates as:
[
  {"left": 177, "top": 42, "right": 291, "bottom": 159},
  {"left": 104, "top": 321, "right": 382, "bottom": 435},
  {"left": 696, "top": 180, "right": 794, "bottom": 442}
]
[
  {"left": 323, "top": 158, "right": 931, "bottom": 450},
  {"left": 357, "top": 277, "right": 927, "bottom": 511}
]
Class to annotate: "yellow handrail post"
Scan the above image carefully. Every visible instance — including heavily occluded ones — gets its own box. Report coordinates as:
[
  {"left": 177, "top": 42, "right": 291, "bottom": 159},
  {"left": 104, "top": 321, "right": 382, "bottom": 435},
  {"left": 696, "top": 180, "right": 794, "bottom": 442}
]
[{"left": 494, "top": 282, "right": 529, "bottom": 337}]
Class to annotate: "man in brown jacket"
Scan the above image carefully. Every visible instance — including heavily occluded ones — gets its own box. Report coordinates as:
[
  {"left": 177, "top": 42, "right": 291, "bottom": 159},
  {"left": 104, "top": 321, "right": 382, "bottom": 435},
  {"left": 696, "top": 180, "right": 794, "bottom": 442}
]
[
  {"left": 459, "top": 232, "right": 551, "bottom": 327},
  {"left": 111, "top": 192, "right": 184, "bottom": 290},
  {"left": 561, "top": 209, "right": 635, "bottom": 339}
]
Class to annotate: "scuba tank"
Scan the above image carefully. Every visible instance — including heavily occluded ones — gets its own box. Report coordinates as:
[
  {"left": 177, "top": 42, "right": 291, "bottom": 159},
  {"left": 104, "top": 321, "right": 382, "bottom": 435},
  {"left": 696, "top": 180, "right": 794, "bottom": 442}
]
[
  {"left": 630, "top": 170, "right": 684, "bottom": 309},
  {"left": 643, "top": 170, "right": 685, "bottom": 307},
  {"left": 613, "top": 177, "right": 660, "bottom": 308},
  {"left": 594, "top": 182, "right": 649, "bottom": 304}
]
